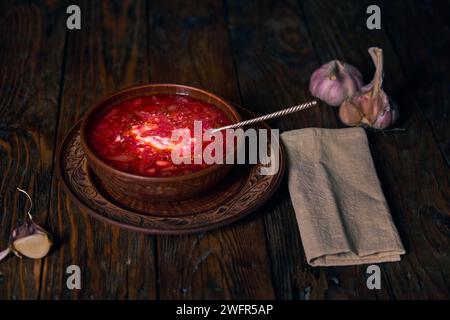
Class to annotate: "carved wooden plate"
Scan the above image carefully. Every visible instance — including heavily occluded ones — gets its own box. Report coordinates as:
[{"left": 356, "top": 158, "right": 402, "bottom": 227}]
[{"left": 57, "top": 106, "right": 285, "bottom": 234}]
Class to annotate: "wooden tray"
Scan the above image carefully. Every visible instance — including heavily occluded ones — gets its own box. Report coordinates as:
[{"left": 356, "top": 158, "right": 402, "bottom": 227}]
[{"left": 57, "top": 106, "right": 285, "bottom": 234}]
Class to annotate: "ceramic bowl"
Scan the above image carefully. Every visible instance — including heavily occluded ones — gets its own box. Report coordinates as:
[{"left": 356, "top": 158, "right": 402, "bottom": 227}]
[{"left": 80, "top": 84, "right": 241, "bottom": 207}]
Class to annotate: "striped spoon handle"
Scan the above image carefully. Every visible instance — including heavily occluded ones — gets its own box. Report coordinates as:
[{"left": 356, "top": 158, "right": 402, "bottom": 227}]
[{"left": 212, "top": 100, "right": 317, "bottom": 132}]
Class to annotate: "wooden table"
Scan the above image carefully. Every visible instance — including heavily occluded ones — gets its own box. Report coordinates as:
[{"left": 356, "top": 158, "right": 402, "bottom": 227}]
[{"left": 0, "top": 0, "right": 449, "bottom": 300}]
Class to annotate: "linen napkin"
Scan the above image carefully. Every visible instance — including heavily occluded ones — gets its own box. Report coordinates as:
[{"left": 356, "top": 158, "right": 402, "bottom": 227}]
[{"left": 280, "top": 127, "right": 405, "bottom": 267}]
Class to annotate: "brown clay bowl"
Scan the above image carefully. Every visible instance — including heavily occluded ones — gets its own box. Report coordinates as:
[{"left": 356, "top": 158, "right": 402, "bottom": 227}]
[{"left": 80, "top": 84, "right": 241, "bottom": 206}]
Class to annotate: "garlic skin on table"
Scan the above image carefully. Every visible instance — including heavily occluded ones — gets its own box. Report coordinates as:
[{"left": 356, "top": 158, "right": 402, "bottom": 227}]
[
  {"left": 309, "top": 60, "right": 363, "bottom": 107},
  {"left": 0, "top": 188, "right": 52, "bottom": 263},
  {"left": 339, "top": 47, "right": 398, "bottom": 129}
]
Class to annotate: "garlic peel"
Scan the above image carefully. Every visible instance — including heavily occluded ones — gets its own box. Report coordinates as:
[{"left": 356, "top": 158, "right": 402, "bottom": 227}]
[
  {"left": 309, "top": 60, "right": 363, "bottom": 107},
  {"left": 0, "top": 248, "right": 10, "bottom": 262}
]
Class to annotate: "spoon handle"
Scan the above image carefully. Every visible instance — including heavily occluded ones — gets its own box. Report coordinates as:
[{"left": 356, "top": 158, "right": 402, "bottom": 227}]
[{"left": 212, "top": 100, "right": 317, "bottom": 132}]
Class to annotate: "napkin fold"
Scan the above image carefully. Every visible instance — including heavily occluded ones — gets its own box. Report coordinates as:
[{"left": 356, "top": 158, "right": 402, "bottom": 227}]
[{"left": 281, "top": 128, "right": 405, "bottom": 267}]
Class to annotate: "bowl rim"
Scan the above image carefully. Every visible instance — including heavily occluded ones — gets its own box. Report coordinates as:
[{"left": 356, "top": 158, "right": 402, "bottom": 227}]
[{"left": 80, "top": 83, "right": 241, "bottom": 182}]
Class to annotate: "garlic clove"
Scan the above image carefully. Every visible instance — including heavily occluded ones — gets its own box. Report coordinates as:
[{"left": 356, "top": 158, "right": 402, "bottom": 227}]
[
  {"left": 370, "top": 95, "right": 398, "bottom": 130},
  {"left": 338, "top": 99, "right": 364, "bottom": 126},
  {"left": 341, "top": 88, "right": 383, "bottom": 126},
  {"left": 309, "top": 60, "right": 363, "bottom": 107},
  {"left": 0, "top": 188, "right": 54, "bottom": 262},
  {"left": 12, "top": 230, "right": 52, "bottom": 259}
]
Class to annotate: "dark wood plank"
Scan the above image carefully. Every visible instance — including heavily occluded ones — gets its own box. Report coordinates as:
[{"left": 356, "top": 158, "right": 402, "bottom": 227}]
[
  {"left": 1, "top": 0, "right": 447, "bottom": 300},
  {"left": 379, "top": 0, "right": 450, "bottom": 165},
  {"left": 0, "top": 0, "right": 67, "bottom": 299},
  {"left": 147, "top": 0, "right": 276, "bottom": 299},
  {"left": 225, "top": 0, "right": 331, "bottom": 300},
  {"left": 39, "top": 0, "right": 157, "bottom": 299},
  {"left": 300, "top": 0, "right": 450, "bottom": 299},
  {"left": 226, "top": 0, "right": 394, "bottom": 300}
]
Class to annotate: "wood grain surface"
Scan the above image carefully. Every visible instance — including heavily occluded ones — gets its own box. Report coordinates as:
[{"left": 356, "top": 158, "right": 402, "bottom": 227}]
[
  {"left": 0, "top": 0, "right": 449, "bottom": 299},
  {"left": 147, "top": 0, "right": 275, "bottom": 299}
]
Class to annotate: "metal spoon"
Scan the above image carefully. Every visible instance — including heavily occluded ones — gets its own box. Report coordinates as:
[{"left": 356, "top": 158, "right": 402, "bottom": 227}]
[{"left": 211, "top": 100, "right": 317, "bottom": 132}]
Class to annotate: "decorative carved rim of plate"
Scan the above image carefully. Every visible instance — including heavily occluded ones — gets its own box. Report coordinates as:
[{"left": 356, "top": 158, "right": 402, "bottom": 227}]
[{"left": 56, "top": 106, "right": 286, "bottom": 234}]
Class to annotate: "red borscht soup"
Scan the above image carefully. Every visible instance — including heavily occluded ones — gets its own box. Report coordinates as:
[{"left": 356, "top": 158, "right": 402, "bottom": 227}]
[{"left": 87, "top": 94, "right": 232, "bottom": 177}]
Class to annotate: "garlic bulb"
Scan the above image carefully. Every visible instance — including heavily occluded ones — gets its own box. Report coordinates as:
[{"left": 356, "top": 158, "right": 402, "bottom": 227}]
[
  {"left": 339, "top": 47, "right": 398, "bottom": 129},
  {"left": 0, "top": 188, "right": 52, "bottom": 263},
  {"left": 309, "top": 60, "right": 363, "bottom": 106}
]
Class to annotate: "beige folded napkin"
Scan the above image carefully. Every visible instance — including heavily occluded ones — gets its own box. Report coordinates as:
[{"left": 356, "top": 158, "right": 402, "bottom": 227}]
[{"left": 281, "top": 128, "right": 405, "bottom": 267}]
